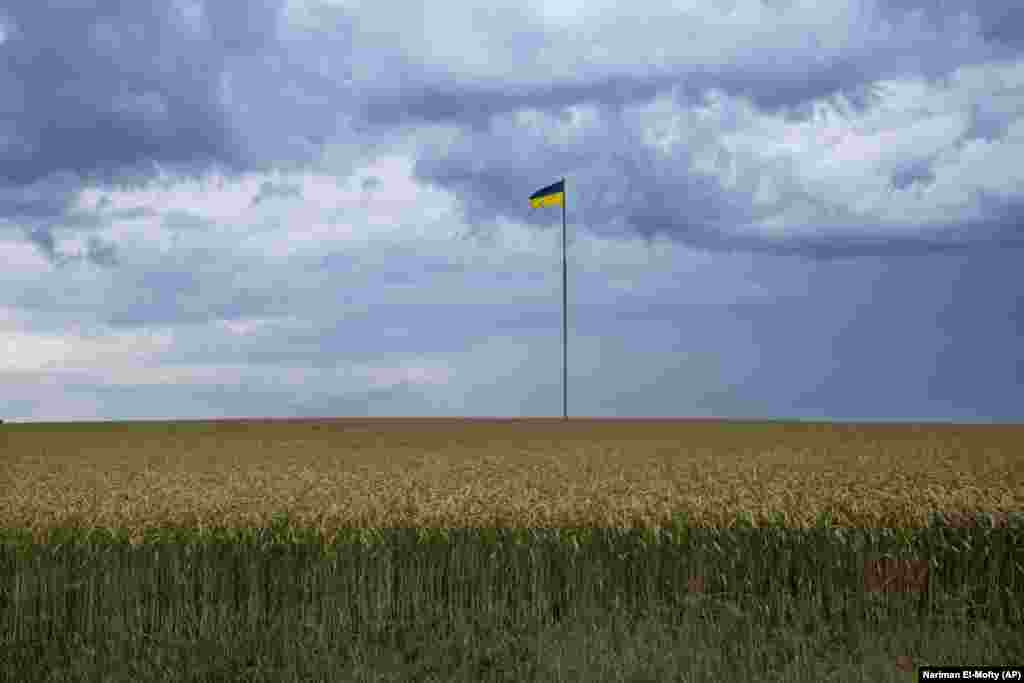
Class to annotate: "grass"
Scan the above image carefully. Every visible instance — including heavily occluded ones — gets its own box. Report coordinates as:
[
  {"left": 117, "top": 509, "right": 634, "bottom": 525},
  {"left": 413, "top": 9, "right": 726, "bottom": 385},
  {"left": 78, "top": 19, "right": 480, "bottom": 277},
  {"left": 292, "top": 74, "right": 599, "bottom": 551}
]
[
  {"left": 2, "top": 522, "right": 1021, "bottom": 682},
  {"left": 1, "top": 417, "right": 1022, "bottom": 681}
]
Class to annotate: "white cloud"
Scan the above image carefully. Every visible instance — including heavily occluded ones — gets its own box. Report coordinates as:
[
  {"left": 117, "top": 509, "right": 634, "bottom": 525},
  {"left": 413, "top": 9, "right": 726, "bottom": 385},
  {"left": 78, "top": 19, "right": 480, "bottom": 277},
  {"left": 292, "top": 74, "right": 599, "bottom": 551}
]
[
  {"left": 0, "top": 238, "right": 49, "bottom": 269},
  {"left": 618, "top": 57, "right": 1024, "bottom": 239},
  {"left": 0, "top": 323, "right": 175, "bottom": 374}
]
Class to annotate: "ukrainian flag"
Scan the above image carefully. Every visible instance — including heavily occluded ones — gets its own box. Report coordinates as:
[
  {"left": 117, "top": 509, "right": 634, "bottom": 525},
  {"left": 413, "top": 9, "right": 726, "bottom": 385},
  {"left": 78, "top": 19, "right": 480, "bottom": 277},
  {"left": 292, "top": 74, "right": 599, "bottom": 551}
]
[{"left": 529, "top": 179, "right": 565, "bottom": 208}]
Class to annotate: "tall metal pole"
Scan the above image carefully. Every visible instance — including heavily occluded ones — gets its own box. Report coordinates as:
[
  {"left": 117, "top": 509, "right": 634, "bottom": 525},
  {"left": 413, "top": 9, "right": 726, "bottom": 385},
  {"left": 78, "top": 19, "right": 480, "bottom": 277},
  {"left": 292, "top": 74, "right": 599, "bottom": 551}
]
[{"left": 561, "top": 177, "right": 567, "bottom": 421}]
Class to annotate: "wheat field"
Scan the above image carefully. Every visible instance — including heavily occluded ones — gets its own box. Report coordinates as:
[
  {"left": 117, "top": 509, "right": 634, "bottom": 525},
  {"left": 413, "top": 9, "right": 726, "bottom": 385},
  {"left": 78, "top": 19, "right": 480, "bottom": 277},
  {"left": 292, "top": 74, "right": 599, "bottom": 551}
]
[{"left": 2, "top": 418, "right": 1022, "bottom": 544}]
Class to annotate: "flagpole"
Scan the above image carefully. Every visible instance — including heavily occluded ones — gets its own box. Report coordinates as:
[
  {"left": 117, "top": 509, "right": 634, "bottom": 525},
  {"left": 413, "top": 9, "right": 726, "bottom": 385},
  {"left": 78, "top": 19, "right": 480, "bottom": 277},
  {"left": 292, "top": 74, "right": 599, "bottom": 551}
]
[{"left": 561, "top": 177, "right": 567, "bottom": 421}]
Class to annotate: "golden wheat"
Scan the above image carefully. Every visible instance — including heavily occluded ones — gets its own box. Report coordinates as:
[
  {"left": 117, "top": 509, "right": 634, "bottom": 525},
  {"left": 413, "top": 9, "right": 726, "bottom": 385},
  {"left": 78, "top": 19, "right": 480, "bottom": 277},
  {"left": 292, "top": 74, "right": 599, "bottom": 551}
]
[{"left": 2, "top": 419, "right": 1022, "bottom": 545}]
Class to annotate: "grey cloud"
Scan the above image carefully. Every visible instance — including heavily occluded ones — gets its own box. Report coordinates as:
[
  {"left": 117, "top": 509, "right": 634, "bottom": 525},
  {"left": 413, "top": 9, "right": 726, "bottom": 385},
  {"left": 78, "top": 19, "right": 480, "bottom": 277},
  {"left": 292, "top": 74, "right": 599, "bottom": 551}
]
[
  {"left": 355, "top": 2, "right": 997, "bottom": 133},
  {"left": 162, "top": 210, "right": 213, "bottom": 231},
  {"left": 981, "top": 6, "right": 1024, "bottom": 49},
  {"left": 104, "top": 270, "right": 281, "bottom": 329},
  {"left": 0, "top": 3, "right": 245, "bottom": 189},
  {"left": 361, "top": 71, "right": 887, "bottom": 136},
  {"left": 964, "top": 96, "right": 1024, "bottom": 144},
  {"left": 628, "top": 209, "right": 1024, "bottom": 260},
  {"left": 94, "top": 207, "right": 153, "bottom": 224},
  {"left": 24, "top": 226, "right": 119, "bottom": 268},
  {"left": 27, "top": 225, "right": 57, "bottom": 262},
  {"left": 50, "top": 380, "right": 433, "bottom": 422},
  {"left": 0, "top": 171, "right": 84, "bottom": 225},
  {"left": 0, "top": 1, "right": 342, "bottom": 264},
  {"left": 876, "top": 1, "right": 1024, "bottom": 50},
  {"left": 86, "top": 236, "right": 119, "bottom": 267},
  {"left": 361, "top": 75, "right": 674, "bottom": 131},
  {"left": 415, "top": 77, "right": 1024, "bottom": 261},
  {"left": 891, "top": 159, "right": 936, "bottom": 191},
  {"left": 310, "top": 387, "right": 407, "bottom": 419},
  {"left": 6, "top": 1, "right": 1016, "bottom": 267},
  {"left": 204, "top": 0, "right": 282, "bottom": 55},
  {"left": 369, "top": 2, "right": 1024, "bottom": 261},
  {"left": 0, "top": 0, "right": 324, "bottom": 216},
  {"left": 251, "top": 179, "right": 302, "bottom": 205}
]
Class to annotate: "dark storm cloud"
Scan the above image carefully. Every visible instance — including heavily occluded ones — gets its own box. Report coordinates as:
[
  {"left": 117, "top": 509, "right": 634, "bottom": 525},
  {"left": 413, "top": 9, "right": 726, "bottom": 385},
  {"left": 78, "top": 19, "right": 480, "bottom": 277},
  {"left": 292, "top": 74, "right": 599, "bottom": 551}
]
[
  {"left": 0, "top": 2, "right": 254, "bottom": 189},
  {"left": 415, "top": 79, "right": 1024, "bottom": 261},
  {"left": 7, "top": 170, "right": 136, "bottom": 268},
  {"left": 0, "top": 0, "right": 310, "bottom": 261},
  {"left": 0, "top": 0, "right": 351, "bottom": 274},
  {"left": 377, "top": 3, "right": 1019, "bottom": 261},
  {"left": 878, "top": 0, "right": 1024, "bottom": 49},
  {"left": 357, "top": 1, "right": 998, "bottom": 133},
  {"left": 418, "top": 113, "right": 936, "bottom": 261},
  {"left": 6, "top": 0, "right": 1018, "bottom": 266},
  {"left": 0, "top": 170, "right": 85, "bottom": 228},
  {"left": 363, "top": 69, "right": 895, "bottom": 136},
  {"left": 203, "top": 0, "right": 281, "bottom": 54},
  {"left": 361, "top": 75, "right": 676, "bottom": 131},
  {"left": 980, "top": 5, "right": 1024, "bottom": 49},
  {"left": 655, "top": 206, "right": 1024, "bottom": 260}
]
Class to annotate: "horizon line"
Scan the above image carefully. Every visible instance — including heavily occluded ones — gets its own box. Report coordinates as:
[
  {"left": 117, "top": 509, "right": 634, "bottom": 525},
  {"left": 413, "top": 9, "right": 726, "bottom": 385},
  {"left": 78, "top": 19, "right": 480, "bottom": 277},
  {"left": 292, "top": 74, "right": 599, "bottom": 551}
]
[{"left": 3, "top": 415, "right": 1020, "bottom": 427}]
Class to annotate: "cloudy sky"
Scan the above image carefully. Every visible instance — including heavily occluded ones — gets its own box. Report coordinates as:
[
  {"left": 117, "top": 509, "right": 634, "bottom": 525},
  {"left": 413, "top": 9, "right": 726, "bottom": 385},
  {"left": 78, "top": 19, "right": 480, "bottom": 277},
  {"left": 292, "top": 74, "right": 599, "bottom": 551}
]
[{"left": 1, "top": 0, "right": 1022, "bottom": 423}]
